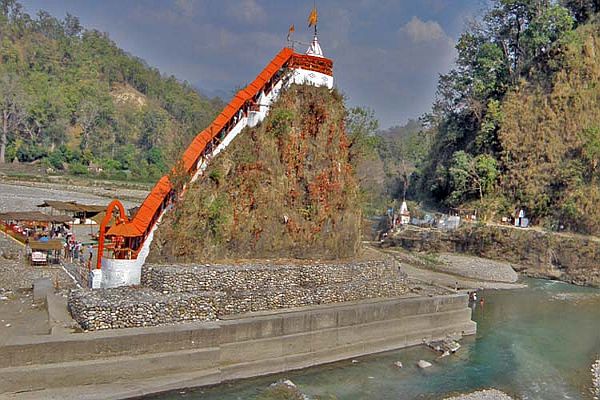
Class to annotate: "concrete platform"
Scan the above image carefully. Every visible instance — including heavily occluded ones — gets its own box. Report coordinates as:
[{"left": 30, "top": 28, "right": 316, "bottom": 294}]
[{"left": 0, "top": 293, "right": 476, "bottom": 399}]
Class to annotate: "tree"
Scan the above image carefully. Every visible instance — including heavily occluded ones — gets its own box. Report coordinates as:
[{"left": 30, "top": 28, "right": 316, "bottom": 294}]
[
  {"left": 561, "top": 0, "right": 600, "bottom": 23},
  {"left": 139, "top": 107, "right": 168, "bottom": 150},
  {"left": 0, "top": 0, "right": 20, "bottom": 20},
  {"left": 345, "top": 106, "right": 379, "bottom": 163},
  {"left": 476, "top": 99, "right": 504, "bottom": 153},
  {"left": 522, "top": 5, "right": 574, "bottom": 69},
  {"left": 0, "top": 72, "right": 27, "bottom": 163},
  {"left": 416, "top": 0, "right": 575, "bottom": 207},
  {"left": 449, "top": 151, "right": 498, "bottom": 204},
  {"left": 76, "top": 99, "right": 101, "bottom": 151},
  {"left": 35, "top": 10, "right": 63, "bottom": 39},
  {"left": 0, "top": 0, "right": 223, "bottom": 175},
  {"left": 63, "top": 13, "right": 81, "bottom": 38}
]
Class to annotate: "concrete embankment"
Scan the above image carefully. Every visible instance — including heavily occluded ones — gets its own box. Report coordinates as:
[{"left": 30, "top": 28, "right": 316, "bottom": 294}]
[
  {"left": 388, "top": 225, "right": 600, "bottom": 287},
  {"left": 0, "top": 293, "right": 475, "bottom": 399}
]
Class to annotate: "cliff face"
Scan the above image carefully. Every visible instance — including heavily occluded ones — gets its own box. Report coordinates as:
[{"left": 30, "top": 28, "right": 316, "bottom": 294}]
[
  {"left": 149, "top": 85, "right": 361, "bottom": 262},
  {"left": 390, "top": 225, "right": 600, "bottom": 287}
]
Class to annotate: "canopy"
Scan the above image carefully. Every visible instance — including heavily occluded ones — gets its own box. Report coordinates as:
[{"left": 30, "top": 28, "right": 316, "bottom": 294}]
[
  {"left": 30, "top": 240, "right": 63, "bottom": 251},
  {"left": 37, "top": 200, "right": 106, "bottom": 214},
  {"left": 0, "top": 211, "right": 72, "bottom": 224}
]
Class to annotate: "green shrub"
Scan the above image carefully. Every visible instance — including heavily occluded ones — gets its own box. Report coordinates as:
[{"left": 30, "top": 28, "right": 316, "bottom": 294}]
[{"left": 69, "top": 163, "right": 88, "bottom": 176}]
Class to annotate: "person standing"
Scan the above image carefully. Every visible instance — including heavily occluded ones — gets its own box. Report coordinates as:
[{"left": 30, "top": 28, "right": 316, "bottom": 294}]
[
  {"left": 68, "top": 241, "right": 74, "bottom": 263},
  {"left": 25, "top": 238, "right": 31, "bottom": 260},
  {"left": 87, "top": 245, "right": 93, "bottom": 270}
]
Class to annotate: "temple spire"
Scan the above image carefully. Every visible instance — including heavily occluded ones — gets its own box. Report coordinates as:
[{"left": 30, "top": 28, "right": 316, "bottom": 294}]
[{"left": 306, "top": 4, "right": 324, "bottom": 57}]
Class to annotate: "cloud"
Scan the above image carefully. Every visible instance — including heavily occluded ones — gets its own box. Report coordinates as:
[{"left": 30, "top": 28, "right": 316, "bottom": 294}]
[
  {"left": 20, "top": 0, "right": 476, "bottom": 128},
  {"left": 400, "top": 16, "right": 447, "bottom": 43},
  {"left": 227, "top": 0, "right": 267, "bottom": 24}
]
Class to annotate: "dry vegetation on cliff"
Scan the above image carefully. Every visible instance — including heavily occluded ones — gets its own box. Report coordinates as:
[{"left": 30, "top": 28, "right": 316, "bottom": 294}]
[
  {"left": 149, "top": 85, "right": 361, "bottom": 262},
  {"left": 500, "top": 23, "right": 600, "bottom": 233}
]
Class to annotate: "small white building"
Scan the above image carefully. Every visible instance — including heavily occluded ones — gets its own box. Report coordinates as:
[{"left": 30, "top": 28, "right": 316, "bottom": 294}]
[{"left": 400, "top": 201, "right": 411, "bottom": 225}]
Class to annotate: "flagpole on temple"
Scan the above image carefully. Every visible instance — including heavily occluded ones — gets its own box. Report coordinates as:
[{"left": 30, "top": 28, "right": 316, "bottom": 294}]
[
  {"left": 306, "top": 4, "right": 323, "bottom": 57},
  {"left": 313, "top": 0, "right": 317, "bottom": 37},
  {"left": 308, "top": 3, "right": 318, "bottom": 37},
  {"left": 287, "top": 24, "right": 296, "bottom": 50}
]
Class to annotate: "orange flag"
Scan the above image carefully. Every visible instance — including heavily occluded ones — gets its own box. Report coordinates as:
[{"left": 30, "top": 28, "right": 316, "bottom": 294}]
[{"left": 308, "top": 7, "right": 318, "bottom": 27}]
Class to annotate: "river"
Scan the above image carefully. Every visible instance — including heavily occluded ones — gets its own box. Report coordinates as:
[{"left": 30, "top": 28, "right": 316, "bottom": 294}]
[{"left": 148, "top": 279, "right": 599, "bottom": 400}]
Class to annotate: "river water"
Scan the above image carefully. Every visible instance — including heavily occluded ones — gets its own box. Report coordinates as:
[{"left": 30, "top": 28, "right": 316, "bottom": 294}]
[{"left": 150, "top": 279, "right": 600, "bottom": 400}]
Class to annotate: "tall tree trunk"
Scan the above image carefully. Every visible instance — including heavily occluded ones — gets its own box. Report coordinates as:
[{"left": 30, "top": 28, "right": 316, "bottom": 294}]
[{"left": 0, "top": 109, "right": 7, "bottom": 164}]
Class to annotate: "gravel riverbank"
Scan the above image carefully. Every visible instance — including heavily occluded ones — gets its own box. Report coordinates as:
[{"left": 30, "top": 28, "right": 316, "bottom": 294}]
[
  {"left": 381, "top": 248, "right": 526, "bottom": 291},
  {"left": 436, "top": 254, "right": 519, "bottom": 283},
  {"left": 443, "top": 389, "right": 514, "bottom": 400},
  {"left": 592, "top": 358, "right": 600, "bottom": 399},
  {"left": 0, "top": 181, "right": 143, "bottom": 212},
  {"left": 0, "top": 232, "right": 75, "bottom": 344}
]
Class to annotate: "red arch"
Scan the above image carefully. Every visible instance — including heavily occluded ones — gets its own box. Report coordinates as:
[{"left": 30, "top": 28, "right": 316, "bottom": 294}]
[{"left": 96, "top": 199, "right": 128, "bottom": 269}]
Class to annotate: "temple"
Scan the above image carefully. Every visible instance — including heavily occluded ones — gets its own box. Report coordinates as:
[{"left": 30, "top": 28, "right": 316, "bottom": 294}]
[{"left": 93, "top": 37, "right": 334, "bottom": 288}]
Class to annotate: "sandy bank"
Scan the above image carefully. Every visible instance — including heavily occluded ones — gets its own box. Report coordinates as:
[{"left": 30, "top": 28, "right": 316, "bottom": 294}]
[{"left": 380, "top": 248, "right": 527, "bottom": 291}]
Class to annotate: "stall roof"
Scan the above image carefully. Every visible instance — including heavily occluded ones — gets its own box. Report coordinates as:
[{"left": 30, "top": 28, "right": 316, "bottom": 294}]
[
  {"left": 37, "top": 200, "right": 106, "bottom": 213},
  {"left": 30, "top": 240, "right": 64, "bottom": 251},
  {"left": 0, "top": 211, "right": 72, "bottom": 223}
]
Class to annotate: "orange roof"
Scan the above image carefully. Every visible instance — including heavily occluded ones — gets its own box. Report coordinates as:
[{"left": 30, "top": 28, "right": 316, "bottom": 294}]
[
  {"left": 106, "top": 223, "right": 142, "bottom": 237},
  {"left": 130, "top": 175, "right": 172, "bottom": 234},
  {"left": 182, "top": 130, "right": 209, "bottom": 172},
  {"left": 112, "top": 48, "right": 302, "bottom": 240}
]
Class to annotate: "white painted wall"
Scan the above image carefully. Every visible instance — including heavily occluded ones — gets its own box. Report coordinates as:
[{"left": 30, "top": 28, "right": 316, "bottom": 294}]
[
  {"left": 99, "top": 211, "right": 163, "bottom": 288},
  {"left": 291, "top": 68, "right": 334, "bottom": 89}
]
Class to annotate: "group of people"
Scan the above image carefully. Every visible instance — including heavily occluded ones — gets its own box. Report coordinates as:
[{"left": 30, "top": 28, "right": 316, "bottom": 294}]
[
  {"left": 468, "top": 290, "right": 485, "bottom": 309},
  {"left": 64, "top": 237, "right": 94, "bottom": 268},
  {"left": 21, "top": 223, "right": 70, "bottom": 241},
  {"left": 48, "top": 224, "right": 70, "bottom": 239}
]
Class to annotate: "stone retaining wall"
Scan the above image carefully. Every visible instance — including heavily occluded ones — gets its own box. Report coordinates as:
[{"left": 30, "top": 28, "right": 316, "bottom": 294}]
[
  {"left": 68, "top": 288, "right": 216, "bottom": 330},
  {"left": 69, "top": 259, "right": 409, "bottom": 330},
  {"left": 141, "top": 260, "right": 402, "bottom": 293}
]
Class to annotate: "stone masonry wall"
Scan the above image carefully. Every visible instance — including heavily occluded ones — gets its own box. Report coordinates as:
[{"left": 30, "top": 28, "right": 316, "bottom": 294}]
[
  {"left": 68, "top": 288, "right": 217, "bottom": 331},
  {"left": 69, "top": 259, "right": 409, "bottom": 331}
]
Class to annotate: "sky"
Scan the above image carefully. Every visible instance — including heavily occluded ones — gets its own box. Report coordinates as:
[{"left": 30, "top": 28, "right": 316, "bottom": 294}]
[{"left": 20, "top": 0, "right": 487, "bottom": 129}]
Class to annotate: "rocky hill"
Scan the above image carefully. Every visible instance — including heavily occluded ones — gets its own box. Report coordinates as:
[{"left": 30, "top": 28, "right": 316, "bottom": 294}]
[{"left": 149, "top": 85, "right": 362, "bottom": 262}]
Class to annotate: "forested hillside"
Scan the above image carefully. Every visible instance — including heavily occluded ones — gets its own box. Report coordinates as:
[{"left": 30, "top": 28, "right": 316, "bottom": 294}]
[
  {"left": 345, "top": 108, "right": 431, "bottom": 215},
  {"left": 412, "top": 0, "right": 600, "bottom": 234},
  {"left": 0, "top": 0, "right": 223, "bottom": 181}
]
